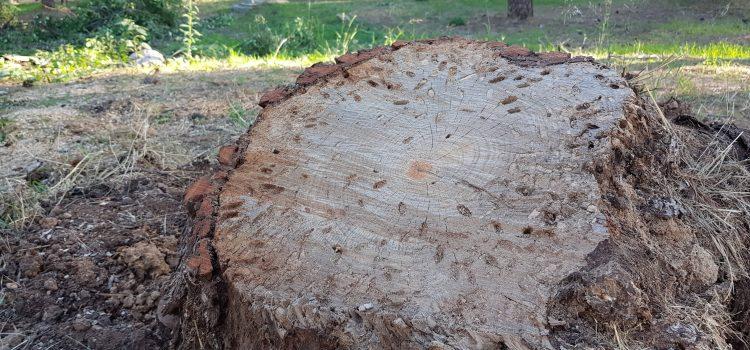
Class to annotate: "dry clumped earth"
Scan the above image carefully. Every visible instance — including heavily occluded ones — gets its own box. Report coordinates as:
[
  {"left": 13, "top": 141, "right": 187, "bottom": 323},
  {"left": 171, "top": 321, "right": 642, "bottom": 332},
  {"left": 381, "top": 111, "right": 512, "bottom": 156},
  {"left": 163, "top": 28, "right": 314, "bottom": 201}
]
[{"left": 0, "top": 68, "right": 297, "bottom": 349}]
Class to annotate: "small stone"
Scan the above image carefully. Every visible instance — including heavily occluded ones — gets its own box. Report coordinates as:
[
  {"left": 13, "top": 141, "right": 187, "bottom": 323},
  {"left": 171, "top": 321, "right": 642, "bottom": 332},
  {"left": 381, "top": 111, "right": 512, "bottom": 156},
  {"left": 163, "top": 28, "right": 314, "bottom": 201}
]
[
  {"left": 122, "top": 294, "right": 135, "bottom": 308},
  {"left": 586, "top": 205, "right": 597, "bottom": 213},
  {"left": 129, "top": 43, "right": 165, "bottom": 66},
  {"left": 667, "top": 322, "right": 697, "bottom": 343},
  {"left": 392, "top": 317, "right": 407, "bottom": 329},
  {"left": 5, "top": 282, "right": 18, "bottom": 289},
  {"left": 39, "top": 217, "right": 59, "bottom": 229},
  {"left": 71, "top": 318, "right": 91, "bottom": 332},
  {"left": 136, "top": 292, "right": 147, "bottom": 306},
  {"left": 42, "top": 305, "right": 63, "bottom": 322},
  {"left": 19, "top": 254, "right": 43, "bottom": 278},
  {"left": 428, "top": 340, "right": 448, "bottom": 349},
  {"left": 43, "top": 278, "right": 59, "bottom": 291},
  {"left": 357, "top": 303, "right": 374, "bottom": 312},
  {"left": 79, "top": 290, "right": 91, "bottom": 299}
]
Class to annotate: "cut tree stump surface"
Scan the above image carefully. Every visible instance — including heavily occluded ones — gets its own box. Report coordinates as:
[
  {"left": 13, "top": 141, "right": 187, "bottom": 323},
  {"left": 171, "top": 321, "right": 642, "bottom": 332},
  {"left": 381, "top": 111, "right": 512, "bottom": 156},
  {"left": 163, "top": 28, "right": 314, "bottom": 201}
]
[{"left": 201, "top": 39, "right": 634, "bottom": 348}]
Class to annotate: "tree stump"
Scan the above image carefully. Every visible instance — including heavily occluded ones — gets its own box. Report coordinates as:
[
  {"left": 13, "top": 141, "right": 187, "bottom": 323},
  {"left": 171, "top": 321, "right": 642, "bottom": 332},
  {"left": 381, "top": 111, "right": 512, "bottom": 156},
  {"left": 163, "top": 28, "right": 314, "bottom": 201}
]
[{"left": 164, "top": 38, "right": 749, "bottom": 349}]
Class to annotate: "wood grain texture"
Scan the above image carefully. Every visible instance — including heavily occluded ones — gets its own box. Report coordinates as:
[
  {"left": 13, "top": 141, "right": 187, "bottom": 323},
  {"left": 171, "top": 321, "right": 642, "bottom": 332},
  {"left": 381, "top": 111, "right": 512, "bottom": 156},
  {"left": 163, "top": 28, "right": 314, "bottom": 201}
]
[{"left": 213, "top": 39, "right": 633, "bottom": 349}]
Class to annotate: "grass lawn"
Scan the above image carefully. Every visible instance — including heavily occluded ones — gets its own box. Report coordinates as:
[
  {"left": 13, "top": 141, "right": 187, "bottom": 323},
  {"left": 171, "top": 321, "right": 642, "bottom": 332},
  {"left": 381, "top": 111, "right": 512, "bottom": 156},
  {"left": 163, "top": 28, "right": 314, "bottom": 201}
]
[
  {"left": 191, "top": 0, "right": 749, "bottom": 61},
  {"left": 1, "top": 0, "right": 749, "bottom": 126}
]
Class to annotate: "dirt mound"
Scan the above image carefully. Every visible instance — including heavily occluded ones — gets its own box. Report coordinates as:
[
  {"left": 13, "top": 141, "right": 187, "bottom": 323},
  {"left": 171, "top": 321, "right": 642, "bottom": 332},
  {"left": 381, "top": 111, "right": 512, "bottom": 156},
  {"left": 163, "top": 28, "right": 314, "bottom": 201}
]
[{"left": 0, "top": 172, "right": 195, "bottom": 349}]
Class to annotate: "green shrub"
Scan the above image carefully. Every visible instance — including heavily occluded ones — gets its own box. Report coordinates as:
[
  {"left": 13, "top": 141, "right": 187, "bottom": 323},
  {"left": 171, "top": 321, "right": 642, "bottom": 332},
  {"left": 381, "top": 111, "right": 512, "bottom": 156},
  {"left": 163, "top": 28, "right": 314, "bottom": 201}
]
[
  {"left": 239, "top": 15, "right": 345, "bottom": 57},
  {"left": 281, "top": 17, "right": 318, "bottom": 53},
  {"left": 0, "top": 0, "right": 16, "bottom": 29},
  {"left": 73, "top": 0, "right": 182, "bottom": 30},
  {"left": 448, "top": 17, "right": 466, "bottom": 27},
  {"left": 239, "top": 15, "right": 279, "bottom": 56},
  {"left": 31, "top": 0, "right": 180, "bottom": 42},
  {"left": 179, "top": 0, "right": 201, "bottom": 58},
  {"left": 1, "top": 19, "right": 149, "bottom": 83}
]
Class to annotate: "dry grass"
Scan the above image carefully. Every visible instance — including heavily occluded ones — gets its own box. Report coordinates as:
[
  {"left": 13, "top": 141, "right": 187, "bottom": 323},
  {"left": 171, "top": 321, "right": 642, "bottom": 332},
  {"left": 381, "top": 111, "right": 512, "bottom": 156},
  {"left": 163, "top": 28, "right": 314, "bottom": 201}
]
[
  {"left": 654, "top": 112, "right": 750, "bottom": 348},
  {"left": 621, "top": 58, "right": 750, "bottom": 128},
  {"left": 673, "top": 126, "right": 749, "bottom": 284},
  {"left": 0, "top": 102, "right": 198, "bottom": 229}
]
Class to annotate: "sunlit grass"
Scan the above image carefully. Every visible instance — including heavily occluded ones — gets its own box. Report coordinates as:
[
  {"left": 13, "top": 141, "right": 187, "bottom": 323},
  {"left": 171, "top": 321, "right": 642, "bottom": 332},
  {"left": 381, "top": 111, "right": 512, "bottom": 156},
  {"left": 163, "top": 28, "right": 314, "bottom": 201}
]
[
  {"left": 164, "top": 51, "right": 333, "bottom": 73},
  {"left": 2, "top": 0, "right": 749, "bottom": 85},
  {"left": 14, "top": 2, "right": 42, "bottom": 15},
  {"left": 563, "top": 42, "right": 750, "bottom": 63}
]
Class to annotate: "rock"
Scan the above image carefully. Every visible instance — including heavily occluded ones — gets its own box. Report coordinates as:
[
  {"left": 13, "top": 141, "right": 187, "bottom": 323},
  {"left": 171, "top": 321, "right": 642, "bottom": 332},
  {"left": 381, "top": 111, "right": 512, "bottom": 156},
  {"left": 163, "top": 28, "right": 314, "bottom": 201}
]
[
  {"left": 19, "top": 254, "right": 43, "bottom": 278},
  {"left": 686, "top": 245, "right": 719, "bottom": 288},
  {"left": 43, "top": 278, "right": 59, "bottom": 291},
  {"left": 129, "top": 43, "right": 165, "bottom": 66},
  {"left": 135, "top": 292, "right": 147, "bottom": 306},
  {"left": 71, "top": 318, "right": 92, "bottom": 332},
  {"left": 232, "top": 0, "right": 261, "bottom": 12},
  {"left": 39, "top": 217, "right": 59, "bottom": 229},
  {"left": 42, "top": 305, "right": 63, "bottom": 322},
  {"left": 2, "top": 54, "right": 31, "bottom": 63},
  {"left": 121, "top": 241, "right": 171, "bottom": 279},
  {"left": 79, "top": 290, "right": 91, "bottom": 299},
  {"left": 0, "top": 333, "right": 25, "bottom": 349},
  {"left": 75, "top": 259, "right": 99, "bottom": 287},
  {"left": 648, "top": 196, "right": 684, "bottom": 219},
  {"left": 122, "top": 294, "right": 135, "bottom": 308}
]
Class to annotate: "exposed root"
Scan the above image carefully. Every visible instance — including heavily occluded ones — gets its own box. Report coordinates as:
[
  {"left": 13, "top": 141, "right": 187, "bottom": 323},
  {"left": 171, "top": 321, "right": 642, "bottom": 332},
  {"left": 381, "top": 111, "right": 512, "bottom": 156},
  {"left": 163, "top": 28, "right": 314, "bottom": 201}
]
[{"left": 549, "top": 95, "right": 749, "bottom": 349}]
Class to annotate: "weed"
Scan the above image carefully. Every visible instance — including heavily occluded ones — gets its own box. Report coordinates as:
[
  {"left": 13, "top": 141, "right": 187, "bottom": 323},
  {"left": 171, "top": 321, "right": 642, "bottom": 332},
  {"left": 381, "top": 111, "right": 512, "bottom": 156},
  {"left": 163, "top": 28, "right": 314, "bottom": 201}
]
[
  {"left": 597, "top": 0, "right": 612, "bottom": 48},
  {"left": 199, "top": 13, "right": 234, "bottom": 31},
  {"left": 227, "top": 103, "right": 257, "bottom": 130},
  {"left": 675, "top": 74, "right": 697, "bottom": 96},
  {"left": 383, "top": 26, "right": 405, "bottom": 46},
  {"left": 0, "top": 117, "right": 12, "bottom": 144},
  {"left": 449, "top": 17, "right": 466, "bottom": 27},
  {"left": 0, "top": 0, "right": 16, "bottom": 29},
  {"left": 27, "top": 180, "right": 48, "bottom": 194},
  {"left": 239, "top": 15, "right": 279, "bottom": 56},
  {"left": 179, "top": 0, "right": 202, "bottom": 59},
  {"left": 332, "top": 13, "right": 358, "bottom": 55},
  {"left": 154, "top": 112, "right": 174, "bottom": 125}
]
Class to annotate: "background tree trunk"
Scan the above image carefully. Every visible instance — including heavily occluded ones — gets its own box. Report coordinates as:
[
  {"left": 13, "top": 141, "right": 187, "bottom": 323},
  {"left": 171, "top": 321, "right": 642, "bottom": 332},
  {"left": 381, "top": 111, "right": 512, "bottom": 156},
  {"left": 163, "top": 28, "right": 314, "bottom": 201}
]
[{"left": 508, "top": 0, "right": 533, "bottom": 20}]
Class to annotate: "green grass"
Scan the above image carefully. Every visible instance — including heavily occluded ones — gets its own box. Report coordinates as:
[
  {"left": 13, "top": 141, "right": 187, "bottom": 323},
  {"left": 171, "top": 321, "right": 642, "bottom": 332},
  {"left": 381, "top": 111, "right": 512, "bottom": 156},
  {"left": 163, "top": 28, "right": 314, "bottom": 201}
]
[
  {"left": 654, "top": 18, "right": 749, "bottom": 39},
  {"left": 227, "top": 102, "right": 257, "bottom": 130},
  {"left": 0, "top": 117, "right": 13, "bottom": 145},
  {"left": 1, "top": 0, "right": 749, "bottom": 84},
  {"left": 14, "top": 2, "right": 42, "bottom": 15},
  {"left": 190, "top": 0, "right": 750, "bottom": 64},
  {"left": 578, "top": 42, "right": 750, "bottom": 62}
]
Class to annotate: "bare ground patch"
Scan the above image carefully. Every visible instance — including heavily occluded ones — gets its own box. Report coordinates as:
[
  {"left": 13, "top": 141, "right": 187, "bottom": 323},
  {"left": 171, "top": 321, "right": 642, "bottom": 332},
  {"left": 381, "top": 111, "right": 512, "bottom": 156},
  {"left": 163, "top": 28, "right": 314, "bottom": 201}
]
[{"left": 0, "top": 66, "right": 298, "bottom": 349}]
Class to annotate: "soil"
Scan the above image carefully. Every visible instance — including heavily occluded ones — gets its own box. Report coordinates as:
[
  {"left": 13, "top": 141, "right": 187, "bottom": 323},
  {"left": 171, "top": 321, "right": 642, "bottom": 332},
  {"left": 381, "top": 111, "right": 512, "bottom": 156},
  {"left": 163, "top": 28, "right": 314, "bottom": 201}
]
[
  {"left": 1, "top": 171, "right": 195, "bottom": 349},
  {"left": 0, "top": 67, "right": 298, "bottom": 349}
]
